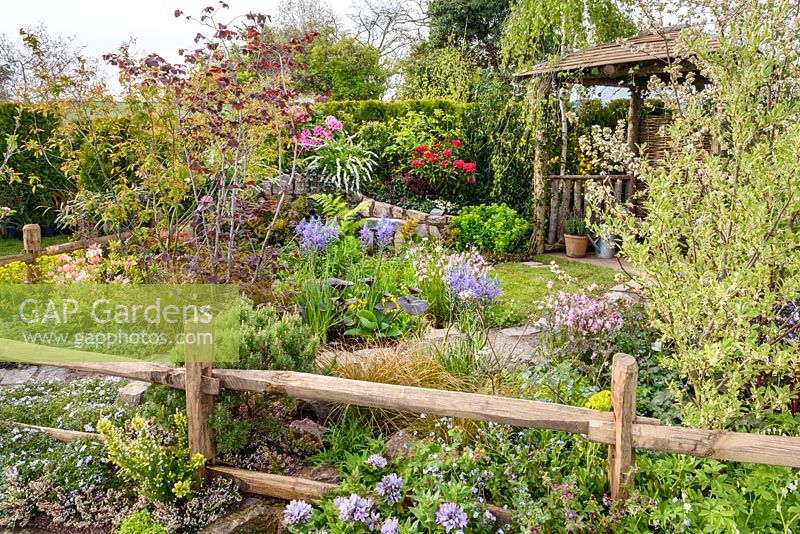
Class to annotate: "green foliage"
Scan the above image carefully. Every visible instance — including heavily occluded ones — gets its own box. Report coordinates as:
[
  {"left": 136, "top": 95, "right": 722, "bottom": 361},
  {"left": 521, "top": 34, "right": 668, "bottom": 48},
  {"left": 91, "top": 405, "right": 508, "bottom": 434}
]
[
  {"left": 399, "top": 44, "right": 480, "bottom": 102},
  {"left": 343, "top": 309, "right": 403, "bottom": 338},
  {"left": 0, "top": 102, "right": 72, "bottom": 227},
  {"left": 305, "top": 132, "right": 377, "bottom": 195},
  {"left": 584, "top": 390, "right": 611, "bottom": 411},
  {"left": 563, "top": 217, "right": 586, "bottom": 236},
  {"left": 594, "top": 2, "right": 800, "bottom": 428},
  {"left": 460, "top": 73, "right": 536, "bottom": 212},
  {"left": 115, "top": 510, "right": 168, "bottom": 534},
  {"left": 500, "top": 0, "right": 636, "bottom": 69},
  {"left": 450, "top": 203, "right": 531, "bottom": 253},
  {"left": 309, "top": 193, "right": 370, "bottom": 235},
  {"left": 97, "top": 412, "right": 205, "bottom": 503},
  {"left": 297, "top": 31, "right": 386, "bottom": 100},
  {"left": 427, "top": 0, "right": 511, "bottom": 67},
  {"left": 234, "top": 301, "right": 320, "bottom": 372},
  {"left": 75, "top": 115, "right": 140, "bottom": 193},
  {"left": 315, "top": 100, "right": 471, "bottom": 131}
]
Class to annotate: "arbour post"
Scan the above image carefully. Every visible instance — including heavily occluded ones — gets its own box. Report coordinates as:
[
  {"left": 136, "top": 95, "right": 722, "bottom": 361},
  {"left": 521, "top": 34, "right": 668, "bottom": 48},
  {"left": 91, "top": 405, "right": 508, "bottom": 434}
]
[
  {"left": 608, "top": 353, "right": 637, "bottom": 500},
  {"left": 184, "top": 318, "right": 217, "bottom": 474},
  {"left": 22, "top": 224, "right": 41, "bottom": 284}
]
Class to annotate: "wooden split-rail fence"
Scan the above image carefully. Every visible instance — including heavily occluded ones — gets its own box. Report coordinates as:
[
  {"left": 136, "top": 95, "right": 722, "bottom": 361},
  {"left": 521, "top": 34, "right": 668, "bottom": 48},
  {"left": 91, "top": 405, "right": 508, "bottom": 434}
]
[
  {"left": 0, "top": 224, "right": 132, "bottom": 282},
  {"left": 6, "top": 354, "right": 800, "bottom": 508}
]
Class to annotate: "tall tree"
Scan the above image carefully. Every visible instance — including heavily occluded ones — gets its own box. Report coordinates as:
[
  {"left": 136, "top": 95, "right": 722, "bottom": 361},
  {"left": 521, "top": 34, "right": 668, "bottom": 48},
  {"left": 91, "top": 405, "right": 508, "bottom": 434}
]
[
  {"left": 427, "top": 0, "right": 511, "bottom": 67},
  {"left": 297, "top": 29, "right": 387, "bottom": 100},
  {"left": 500, "top": 0, "right": 637, "bottom": 69}
]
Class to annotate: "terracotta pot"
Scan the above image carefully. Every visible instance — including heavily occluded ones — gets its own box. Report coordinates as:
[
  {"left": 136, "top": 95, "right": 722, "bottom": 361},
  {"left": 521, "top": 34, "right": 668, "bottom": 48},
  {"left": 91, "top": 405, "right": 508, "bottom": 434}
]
[{"left": 564, "top": 234, "right": 589, "bottom": 258}]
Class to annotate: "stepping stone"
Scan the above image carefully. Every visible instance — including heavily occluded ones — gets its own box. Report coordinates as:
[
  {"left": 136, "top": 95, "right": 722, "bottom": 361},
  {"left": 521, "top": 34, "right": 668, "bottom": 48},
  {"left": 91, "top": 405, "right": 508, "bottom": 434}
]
[
  {"left": 520, "top": 261, "right": 548, "bottom": 268},
  {"left": 0, "top": 365, "right": 38, "bottom": 386},
  {"left": 500, "top": 325, "right": 542, "bottom": 339},
  {"left": 33, "top": 365, "right": 69, "bottom": 383},
  {"left": 201, "top": 498, "right": 287, "bottom": 534},
  {"left": 116, "top": 380, "right": 150, "bottom": 405}
]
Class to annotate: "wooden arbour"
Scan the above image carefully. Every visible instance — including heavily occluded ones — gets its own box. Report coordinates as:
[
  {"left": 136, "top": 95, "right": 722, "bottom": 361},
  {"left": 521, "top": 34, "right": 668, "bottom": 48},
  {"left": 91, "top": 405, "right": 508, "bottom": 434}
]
[{"left": 517, "top": 28, "right": 718, "bottom": 252}]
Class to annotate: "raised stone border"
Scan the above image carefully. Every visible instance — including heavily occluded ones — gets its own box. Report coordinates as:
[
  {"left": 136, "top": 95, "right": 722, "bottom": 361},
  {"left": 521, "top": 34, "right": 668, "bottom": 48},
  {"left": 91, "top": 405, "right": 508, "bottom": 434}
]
[{"left": 360, "top": 198, "right": 453, "bottom": 240}]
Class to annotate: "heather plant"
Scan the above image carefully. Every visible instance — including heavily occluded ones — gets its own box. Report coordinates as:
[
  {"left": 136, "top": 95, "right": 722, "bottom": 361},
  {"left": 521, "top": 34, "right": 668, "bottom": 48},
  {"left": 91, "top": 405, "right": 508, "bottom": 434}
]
[{"left": 587, "top": 0, "right": 800, "bottom": 428}]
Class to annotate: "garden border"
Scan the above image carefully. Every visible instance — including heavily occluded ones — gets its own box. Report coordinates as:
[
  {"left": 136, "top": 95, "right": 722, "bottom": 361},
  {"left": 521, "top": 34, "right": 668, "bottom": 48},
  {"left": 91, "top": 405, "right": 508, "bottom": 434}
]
[{"left": 7, "top": 353, "right": 800, "bottom": 509}]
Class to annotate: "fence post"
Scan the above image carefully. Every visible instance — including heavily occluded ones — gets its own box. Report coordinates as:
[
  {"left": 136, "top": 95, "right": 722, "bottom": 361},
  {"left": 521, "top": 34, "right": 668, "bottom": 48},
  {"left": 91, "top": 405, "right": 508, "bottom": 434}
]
[
  {"left": 22, "top": 224, "right": 41, "bottom": 284},
  {"left": 184, "top": 319, "right": 216, "bottom": 474},
  {"left": 608, "top": 353, "right": 637, "bottom": 500}
]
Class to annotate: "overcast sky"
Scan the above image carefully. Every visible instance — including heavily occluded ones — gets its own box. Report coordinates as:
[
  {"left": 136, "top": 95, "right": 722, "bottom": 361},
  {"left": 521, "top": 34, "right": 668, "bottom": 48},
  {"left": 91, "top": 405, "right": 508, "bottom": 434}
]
[{"left": 3, "top": 0, "right": 353, "bottom": 87}]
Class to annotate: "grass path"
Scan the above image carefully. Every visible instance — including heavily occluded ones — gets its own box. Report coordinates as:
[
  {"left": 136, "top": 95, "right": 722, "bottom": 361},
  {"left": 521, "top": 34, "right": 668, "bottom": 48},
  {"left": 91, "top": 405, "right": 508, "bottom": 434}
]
[
  {"left": 493, "top": 255, "right": 619, "bottom": 326},
  {"left": 0, "top": 235, "right": 70, "bottom": 257}
]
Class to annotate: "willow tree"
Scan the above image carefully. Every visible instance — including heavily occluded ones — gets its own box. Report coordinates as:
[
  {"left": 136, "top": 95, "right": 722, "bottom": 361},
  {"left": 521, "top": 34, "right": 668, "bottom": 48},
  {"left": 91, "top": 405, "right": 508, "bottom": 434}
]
[{"left": 500, "top": 0, "right": 636, "bottom": 251}]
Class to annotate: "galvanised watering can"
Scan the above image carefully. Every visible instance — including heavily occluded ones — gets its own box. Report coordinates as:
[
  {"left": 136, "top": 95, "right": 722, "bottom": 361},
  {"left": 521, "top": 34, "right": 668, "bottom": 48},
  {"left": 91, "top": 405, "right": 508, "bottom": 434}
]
[{"left": 588, "top": 233, "right": 616, "bottom": 259}]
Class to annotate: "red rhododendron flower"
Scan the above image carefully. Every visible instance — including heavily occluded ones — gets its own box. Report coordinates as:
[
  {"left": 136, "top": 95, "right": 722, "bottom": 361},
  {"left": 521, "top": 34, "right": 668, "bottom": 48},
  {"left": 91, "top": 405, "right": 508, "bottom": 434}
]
[
  {"left": 463, "top": 162, "right": 476, "bottom": 172},
  {"left": 424, "top": 151, "right": 436, "bottom": 162},
  {"left": 454, "top": 159, "right": 465, "bottom": 169},
  {"left": 451, "top": 139, "right": 462, "bottom": 147},
  {"left": 439, "top": 160, "right": 449, "bottom": 167},
  {"left": 442, "top": 149, "right": 452, "bottom": 157},
  {"left": 417, "top": 145, "right": 428, "bottom": 153},
  {"left": 411, "top": 159, "right": 423, "bottom": 168}
]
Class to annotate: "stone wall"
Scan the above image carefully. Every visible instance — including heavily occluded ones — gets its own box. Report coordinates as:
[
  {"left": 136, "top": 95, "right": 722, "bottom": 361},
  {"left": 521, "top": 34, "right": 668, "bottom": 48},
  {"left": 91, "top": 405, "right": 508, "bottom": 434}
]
[
  {"left": 361, "top": 198, "right": 452, "bottom": 240},
  {"left": 259, "top": 179, "right": 453, "bottom": 240},
  {"left": 260, "top": 174, "right": 317, "bottom": 197}
]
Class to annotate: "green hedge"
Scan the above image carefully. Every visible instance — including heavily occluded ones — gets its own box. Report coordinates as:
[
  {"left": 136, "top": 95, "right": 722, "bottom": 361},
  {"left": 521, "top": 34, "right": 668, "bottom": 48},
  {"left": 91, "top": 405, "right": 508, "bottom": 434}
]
[
  {"left": 315, "top": 99, "right": 473, "bottom": 129},
  {"left": 0, "top": 102, "right": 71, "bottom": 228}
]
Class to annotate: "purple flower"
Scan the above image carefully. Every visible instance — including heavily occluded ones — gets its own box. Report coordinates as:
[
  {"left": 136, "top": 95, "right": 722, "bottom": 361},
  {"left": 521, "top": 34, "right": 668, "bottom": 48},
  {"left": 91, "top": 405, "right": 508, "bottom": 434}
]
[
  {"left": 297, "top": 129, "right": 321, "bottom": 150},
  {"left": 295, "top": 217, "right": 339, "bottom": 253},
  {"left": 443, "top": 258, "right": 501, "bottom": 305},
  {"left": 359, "top": 217, "right": 396, "bottom": 249},
  {"left": 197, "top": 195, "right": 214, "bottom": 211},
  {"left": 333, "top": 494, "right": 380, "bottom": 528},
  {"left": 325, "top": 115, "right": 344, "bottom": 131},
  {"left": 436, "top": 503, "right": 468, "bottom": 533},
  {"left": 375, "top": 473, "right": 403, "bottom": 503},
  {"left": 365, "top": 454, "right": 388, "bottom": 468},
  {"left": 358, "top": 225, "right": 374, "bottom": 248},
  {"left": 374, "top": 217, "right": 396, "bottom": 246},
  {"left": 381, "top": 518, "right": 399, "bottom": 534},
  {"left": 546, "top": 292, "right": 623, "bottom": 337},
  {"left": 283, "top": 499, "right": 312, "bottom": 525},
  {"left": 313, "top": 124, "right": 334, "bottom": 140}
]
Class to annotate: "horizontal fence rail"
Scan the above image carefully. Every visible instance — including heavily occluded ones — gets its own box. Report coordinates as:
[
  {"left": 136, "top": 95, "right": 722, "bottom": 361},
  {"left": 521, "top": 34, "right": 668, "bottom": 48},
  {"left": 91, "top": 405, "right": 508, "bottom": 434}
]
[
  {"left": 4, "top": 353, "right": 800, "bottom": 509},
  {"left": 0, "top": 224, "right": 132, "bottom": 270}
]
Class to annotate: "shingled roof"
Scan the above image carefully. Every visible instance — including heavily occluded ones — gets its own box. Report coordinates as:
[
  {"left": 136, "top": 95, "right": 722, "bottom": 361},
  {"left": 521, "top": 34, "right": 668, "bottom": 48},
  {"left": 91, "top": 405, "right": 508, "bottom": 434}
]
[{"left": 517, "top": 28, "right": 717, "bottom": 85}]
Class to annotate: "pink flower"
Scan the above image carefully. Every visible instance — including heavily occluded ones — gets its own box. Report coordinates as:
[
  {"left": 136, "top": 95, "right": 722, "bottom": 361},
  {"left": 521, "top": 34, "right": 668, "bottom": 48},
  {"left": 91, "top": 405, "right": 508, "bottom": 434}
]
[
  {"left": 453, "top": 159, "right": 465, "bottom": 169},
  {"left": 442, "top": 149, "right": 452, "bottom": 157},
  {"left": 463, "top": 162, "right": 476, "bottom": 172},
  {"left": 324, "top": 115, "right": 343, "bottom": 131},
  {"left": 451, "top": 139, "right": 462, "bottom": 148},
  {"left": 411, "top": 159, "right": 423, "bottom": 168}
]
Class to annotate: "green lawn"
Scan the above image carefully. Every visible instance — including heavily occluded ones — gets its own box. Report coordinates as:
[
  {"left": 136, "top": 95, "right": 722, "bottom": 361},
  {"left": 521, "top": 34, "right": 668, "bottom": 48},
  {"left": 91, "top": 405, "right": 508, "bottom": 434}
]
[
  {"left": 494, "top": 256, "right": 620, "bottom": 326},
  {"left": 0, "top": 235, "right": 71, "bottom": 257}
]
